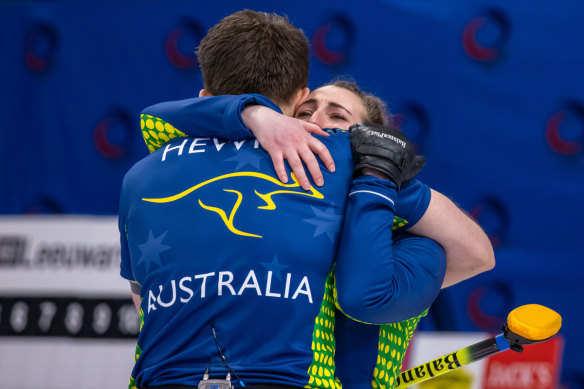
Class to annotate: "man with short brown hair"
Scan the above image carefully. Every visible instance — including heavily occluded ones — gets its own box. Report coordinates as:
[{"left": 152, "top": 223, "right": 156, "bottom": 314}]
[
  {"left": 120, "top": 9, "right": 492, "bottom": 389},
  {"left": 197, "top": 10, "right": 309, "bottom": 110}
]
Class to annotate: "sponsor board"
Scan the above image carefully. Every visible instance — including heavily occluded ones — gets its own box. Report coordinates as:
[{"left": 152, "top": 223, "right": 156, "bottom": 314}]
[
  {"left": 484, "top": 336, "right": 564, "bottom": 389},
  {"left": 0, "top": 216, "right": 138, "bottom": 388},
  {"left": 0, "top": 337, "right": 136, "bottom": 388},
  {"left": 406, "top": 333, "right": 564, "bottom": 389},
  {"left": 0, "top": 216, "right": 128, "bottom": 295},
  {"left": 0, "top": 296, "right": 138, "bottom": 338}
]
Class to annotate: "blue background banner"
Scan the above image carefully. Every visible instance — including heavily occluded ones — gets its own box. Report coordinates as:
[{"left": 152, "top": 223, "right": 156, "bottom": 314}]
[{"left": 1, "top": 0, "right": 582, "bottom": 386}]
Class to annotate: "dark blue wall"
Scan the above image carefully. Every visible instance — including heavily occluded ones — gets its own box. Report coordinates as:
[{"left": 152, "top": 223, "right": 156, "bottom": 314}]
[{"left": 1, "top": 0, "right": 582, "bottom": 386}]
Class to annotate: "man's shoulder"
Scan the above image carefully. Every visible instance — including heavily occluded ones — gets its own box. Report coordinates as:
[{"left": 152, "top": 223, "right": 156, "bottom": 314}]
[{"left": 121, "top": 147, "right": 169, "bottom": 188}]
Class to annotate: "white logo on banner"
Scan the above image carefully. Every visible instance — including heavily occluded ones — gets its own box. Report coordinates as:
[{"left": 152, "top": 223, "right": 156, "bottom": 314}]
[{"left": 0, "top": 216, "right": 128, "bottom": 295}]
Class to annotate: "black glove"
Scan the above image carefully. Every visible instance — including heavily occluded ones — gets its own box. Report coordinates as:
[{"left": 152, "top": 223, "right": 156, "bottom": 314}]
[{"left": 349, "top": 123, "right": 426, "bottom": 189}]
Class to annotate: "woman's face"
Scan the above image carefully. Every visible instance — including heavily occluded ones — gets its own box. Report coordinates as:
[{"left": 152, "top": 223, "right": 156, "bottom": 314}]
[{"left": 294, "top": 85, "right": 367, "bottom": 130}]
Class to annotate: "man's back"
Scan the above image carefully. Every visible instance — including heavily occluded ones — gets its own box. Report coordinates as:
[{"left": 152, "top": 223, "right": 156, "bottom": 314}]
[{"left": 119, "top": 134, "right": 353, "bottom": 387}]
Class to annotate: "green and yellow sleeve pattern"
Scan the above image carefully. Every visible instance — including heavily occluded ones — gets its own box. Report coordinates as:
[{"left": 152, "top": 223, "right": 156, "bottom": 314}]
[
  {"left": 372, "top": 311, "right": 427, "bottom": 389},
  {"left": 140, "top": 114, "right": 186, "bottom": 153},
  {"left": 305, "top": 268, "right": 342, "bottom": 389},
  {"left": 128, "top": 305, "right": 145, "bottom": 389}
]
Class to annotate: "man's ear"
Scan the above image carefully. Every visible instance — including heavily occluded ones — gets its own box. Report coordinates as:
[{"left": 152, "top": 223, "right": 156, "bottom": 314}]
[
  {"left": 293, "top": 87, "right": 310, "bottom": 110},
  {"left": 199, "top": 89, "right": 212, "bottom": 97}
]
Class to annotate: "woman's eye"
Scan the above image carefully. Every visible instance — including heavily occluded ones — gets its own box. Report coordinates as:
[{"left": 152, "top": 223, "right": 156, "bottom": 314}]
[
  {"left": 331, "top": 113, "right": 347, "bottom": 121},
  {"left": 296, "top": 111, "right": 312, "bottom": 118}
]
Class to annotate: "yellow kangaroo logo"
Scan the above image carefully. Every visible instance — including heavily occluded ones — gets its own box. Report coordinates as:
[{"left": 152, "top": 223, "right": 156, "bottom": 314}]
[{"left": 142, "top": 172, "right": 323, "bottom": 238}]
